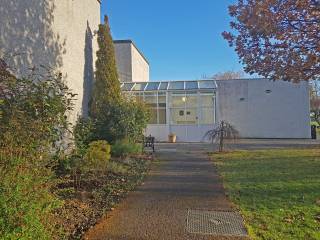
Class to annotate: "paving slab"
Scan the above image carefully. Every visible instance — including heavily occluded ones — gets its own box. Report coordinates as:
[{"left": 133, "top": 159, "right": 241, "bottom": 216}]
[{"left": 85, "top": 147, "right": 249, "bottom": 240}]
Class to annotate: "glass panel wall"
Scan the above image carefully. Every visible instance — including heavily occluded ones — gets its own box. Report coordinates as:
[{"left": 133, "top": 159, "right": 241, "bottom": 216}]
[
  {"left": 129, "top": 90, "right": 215, "bottom": 126},
  {"left": 169, "top": 92, "right": 199, "bottom": 125},
  {"left": 168, "top": 81, "right": 184, "bottom": 90},
  {"left": 157, "top": 92, "right": 166, "bottom": 124},
  {"left": 185, "top": 81, "right": 198, "bottom": 90},
  {"left": 169, "top": 91, "right": 215, "bottom": 125},
  {"left": 199, "top": 93, "right": 214, "bottom": 124}
]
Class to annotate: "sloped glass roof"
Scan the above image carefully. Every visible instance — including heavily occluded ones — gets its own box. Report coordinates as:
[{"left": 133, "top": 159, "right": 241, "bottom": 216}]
[{"left": 121, "top": 80, "right": 217, "bottom": 92}]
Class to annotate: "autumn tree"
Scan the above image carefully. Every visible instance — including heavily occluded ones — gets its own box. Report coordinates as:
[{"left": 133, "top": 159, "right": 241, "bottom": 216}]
[
  {"left": 223, "top": 0, "right": 320, "bottom": 82},
  {"left": 89, "top": 15, "right": 121, "bottom": 119},
  {"left": 310, "top": 80, "right": 320, "bottom": 124},
  {"left": 211, "top": 70, "right": 244, "bottom": 80}
]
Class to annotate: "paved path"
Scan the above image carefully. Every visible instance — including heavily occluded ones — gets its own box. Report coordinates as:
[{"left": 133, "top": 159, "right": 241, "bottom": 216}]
[{"left": 85, "top": 146, "right": 248, "bottom": 240}]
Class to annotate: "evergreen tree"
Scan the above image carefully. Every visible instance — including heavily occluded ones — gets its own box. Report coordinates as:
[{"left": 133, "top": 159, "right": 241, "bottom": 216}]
[{"left": 89, "top": 15, "right": 121, "bottom": 119}]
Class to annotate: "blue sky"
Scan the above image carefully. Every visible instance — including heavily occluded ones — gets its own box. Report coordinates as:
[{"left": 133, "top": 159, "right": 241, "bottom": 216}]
[{"left": 101, "top": 0, "right": 244, "bottom": 81}]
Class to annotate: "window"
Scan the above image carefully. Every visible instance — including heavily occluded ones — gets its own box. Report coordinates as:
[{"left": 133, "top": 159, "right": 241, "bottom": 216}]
[
  {"left": 159, "top": 82, "right": 168, "bottom": 90},
  {"left": 149, "top": 108, "right": 158, "bottom": 124},
  {"left": 145, "top": 92, "right": 167, "bottom": 124},
  {"left": 158, "top": 108, "right": 166, "bottom": 124},
  {"left": 134, "top": 92, "right": 143, "bottom": 102},
  {"left": 185, "top": 108, "right": 197, "bottom": 124},
  {"left": 132, "top": 83, "right": 147, "bottom": 91},
  {"left": 168, "top": 81, "right": 184, "bottom": 90},
  {"left": 170, "top": 108, "right": 185, "bottom": 124},
  {"left": 185, "top": 81, "right": 198, "bottom": 90},
  {"left": 145, "top": 82, "right": 160, "bottom": 91},
  {"left": 171, "top": 93, "right": 185, "bottom": 108},
  {"left": 185, "top": 93, "right": 197, "bottom": 108},
  {"left": 169, "top": 92, "right": 199, "bottom": 125},
  {"left": 158, "top": 92, "right": 167, "bottom": 124},
  {"left": 200, "top": 94, "right": 213, "bottom": 107},
  {"left": 121, "top": 83, "right": 134, "bottom": 91},
  {"left": 144, "top": 93, "right": 157, "bottom": 108},
  {"left": 199, "top": 81, "right": 215, "bottom": 89},
  {"left": 199, "top": 93, "right": 215, "bottom": 124},
  {"left": 200, "top": 108, "right": 214, "bottom": 124}
]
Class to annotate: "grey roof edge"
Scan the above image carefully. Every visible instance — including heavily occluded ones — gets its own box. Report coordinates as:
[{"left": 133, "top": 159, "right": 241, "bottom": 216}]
[
  {"left": 132, "top": 78, "right": 268, "bottom": 83},
  {"left": 113, "top": 40, "right": 149, "bottom": 65},
  {"left": 121, "top": 80, "right": 219, "bottom": 92},
  {"left": 213, "top": 78, "right": 269, "bottom": 81}
]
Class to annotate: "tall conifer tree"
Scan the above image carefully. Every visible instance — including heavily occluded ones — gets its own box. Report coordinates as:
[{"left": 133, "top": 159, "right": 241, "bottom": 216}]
[{"left": 89, "top": 16, "right": 121, "bottom": 119}]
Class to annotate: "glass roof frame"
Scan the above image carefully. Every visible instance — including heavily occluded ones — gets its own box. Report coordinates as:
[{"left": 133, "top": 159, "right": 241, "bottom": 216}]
[{"left": 121, "top": 80, "right": 217, "bottom": 92}]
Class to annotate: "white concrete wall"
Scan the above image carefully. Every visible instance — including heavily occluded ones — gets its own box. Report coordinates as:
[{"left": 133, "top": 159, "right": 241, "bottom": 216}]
[
  {"left": 146, "top": 124, "right": 213, "bottom": 142},
  {"left": 146, "top": 125, "right": 170, "bottom": 142},
  {"left": 0, "top": 0, "right": 101, "bottom": 123},
  {"left": 216, "top": 79, "right": 311, "bottom": 138},
  {"left": 114, "top": 40, "right": 149, "bottom": 82},
  {"left": 131, "top": 44, "right": 149, "bottom": 82}
]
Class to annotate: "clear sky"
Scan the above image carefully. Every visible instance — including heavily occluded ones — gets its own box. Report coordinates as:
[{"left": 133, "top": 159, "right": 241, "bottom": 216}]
[{"left": 101, "top": 0, "right": 244, "bottom": 81}]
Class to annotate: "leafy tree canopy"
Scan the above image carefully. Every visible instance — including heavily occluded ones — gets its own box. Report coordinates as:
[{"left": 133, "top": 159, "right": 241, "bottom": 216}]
[{"left": 223, "top": 0, "right": 320, "bottom": 82}]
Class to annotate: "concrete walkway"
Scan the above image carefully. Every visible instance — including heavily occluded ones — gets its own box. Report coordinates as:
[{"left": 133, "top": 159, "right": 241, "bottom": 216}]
[{"left": 85, "top": 146, "right": 248, "bottom": 240}]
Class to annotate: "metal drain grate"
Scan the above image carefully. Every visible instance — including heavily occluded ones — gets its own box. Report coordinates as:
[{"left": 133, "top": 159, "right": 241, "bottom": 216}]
[{"left": 186, "top": 209, "right": 247, "bottom": 236}]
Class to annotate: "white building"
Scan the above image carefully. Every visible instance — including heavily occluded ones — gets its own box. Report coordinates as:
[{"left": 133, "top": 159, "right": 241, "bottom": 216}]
[
  {"left": 117, "top": 42, "right": 311, "bottom": 141},
  {"left": 0, "top": 0, "right": 101, "bottom": 122},
  {"left": 114, "top": 40, "right": 150, "bottom": 82},
  {"left": 121, "top": 79, "right": 311, "bottom": 142}
]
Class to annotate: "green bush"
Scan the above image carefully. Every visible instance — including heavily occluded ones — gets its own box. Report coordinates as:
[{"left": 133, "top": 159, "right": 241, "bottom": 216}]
[
  {"left": 0, "top": 59, "right": 74, "bottom": 239},
  {"left": 73, "top": 118, "right": 95, "bottom": 156},
  {"left": 0, "top": 154, "right": 60, "bottom": 240},
  {"left": 81, "top": 140, "right": 111, "bottom": 172},
  {"left": 111, "top": 141, "right": 142, "bottom": 158},
  {"left": 94, "top": 98, "right": 150, "bottom": 144},
  {"left": 107, "top": 161, "right": 128, "bottom": 175}
]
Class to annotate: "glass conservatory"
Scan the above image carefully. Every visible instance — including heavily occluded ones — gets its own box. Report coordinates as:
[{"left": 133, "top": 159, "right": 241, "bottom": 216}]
[{"left": 121, "top": 80, "right": 217, "bottom": 142}]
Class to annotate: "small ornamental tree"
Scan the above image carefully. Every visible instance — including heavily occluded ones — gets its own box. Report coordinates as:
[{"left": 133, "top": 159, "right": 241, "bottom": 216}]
[
  {"left": 89, "top": 15, "right": 121, "bottom": 119},
  {"left": 223, "top": 0, "right": 320, "bottom": 82},
  {"left": 204, "top": 121, "right": 239, "bottom": 152}
]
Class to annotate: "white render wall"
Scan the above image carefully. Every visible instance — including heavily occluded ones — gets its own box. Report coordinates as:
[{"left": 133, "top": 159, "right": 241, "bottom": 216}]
[
  {"left": 131, "top": 44, "right": 149, "bottom": 82},
  {"left": 0, "top": 0, "right": 101, "bottom": 123},
  {"left": 114, "top": 40, "right": 149, "bottom": 82},
  {"left": 145, "top": 79, "right": 311, "bottom": 142},
  {"left": 216, "top": 79, "right": 311, "bottom": 138}
]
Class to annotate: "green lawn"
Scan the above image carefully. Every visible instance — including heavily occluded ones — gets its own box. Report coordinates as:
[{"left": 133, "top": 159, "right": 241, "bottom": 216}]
[{"left": 212, "top": 149, "right": 320, "bottom": 240}]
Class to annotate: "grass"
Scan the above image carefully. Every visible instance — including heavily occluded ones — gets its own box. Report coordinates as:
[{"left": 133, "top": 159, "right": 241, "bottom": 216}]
[{"left": 212, "top": 149, "right": 320, "bottom": 240}]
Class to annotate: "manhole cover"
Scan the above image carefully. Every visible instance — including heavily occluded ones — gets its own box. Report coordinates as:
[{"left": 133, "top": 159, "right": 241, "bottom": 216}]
[{"left": 186, "top": 209, "right": 247, "bottom": 236}]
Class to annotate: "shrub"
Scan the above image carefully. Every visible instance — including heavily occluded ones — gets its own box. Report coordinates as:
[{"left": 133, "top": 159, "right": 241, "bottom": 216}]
[
  {"left": 0, "top": 62, "right": 74, "bottom": 156},
  {"left": 0, "top": 153, "right": 60, "bottom": 240},
  {"left": 0, "top": 59, "right": 74, "bottom": 239},
  {"left": 204, "top": 120, "right": 239, "bottom": 152},
  {"left": 81, "top": 140, "right": 111, "bottom": 172},
  {"left": 107, "top": 161, "right": 128, "bottom": 175},
  {"left": 73, "top": 117, "right": 95, "bottom": 156},
  {"left": 111, "top": 141, "right": 142, "bottom": 158},
  {"left": 94, "top": 98, "right": 150, "bottom": 143}
]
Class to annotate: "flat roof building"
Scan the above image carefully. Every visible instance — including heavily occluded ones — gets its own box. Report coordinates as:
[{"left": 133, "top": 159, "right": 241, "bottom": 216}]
[
  {"left": 122, "top": 79, "right": 311, "bottom": 142},
  {"left": 114, "top": 40, "right": 150, "bottom": 82}
]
